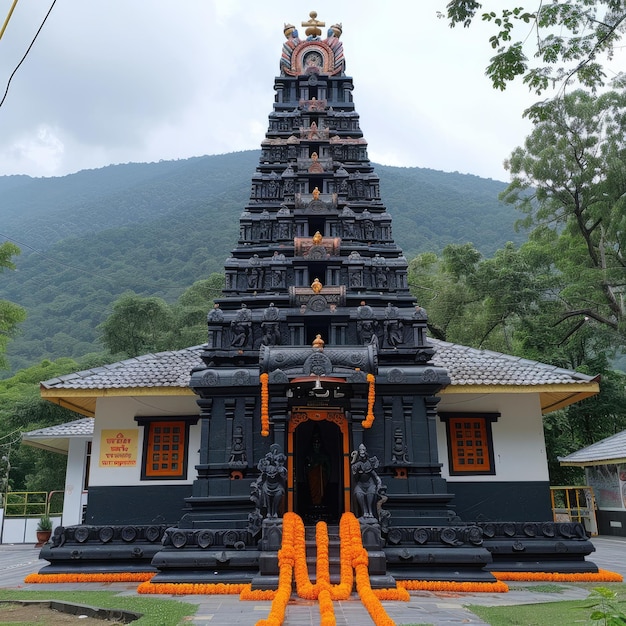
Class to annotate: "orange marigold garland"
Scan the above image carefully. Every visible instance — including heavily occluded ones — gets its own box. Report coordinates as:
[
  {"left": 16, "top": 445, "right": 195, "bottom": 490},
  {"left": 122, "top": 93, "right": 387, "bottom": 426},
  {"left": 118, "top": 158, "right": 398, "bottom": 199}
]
[
  {"left": 333, "top": 512, "right": 355, "bottom": 600},
  {"left": 362, "top": 373, "right": 376, "bottom": 429},
  {"left": 493, "top": 569, "right": 623, "bottom": 583},
  {"left": 25, "top": 572, "right": 153, "bottom": 584},
  {"left": 137, "top": 580, "right": 246, "bottom": 595},
  {"left": 343, "top": 511, "right": 398, "bottom": 626},
  {"left": 397, "top": 579, "right": 509, "bottom": 593},
  {"left": 314, "top": 521, "right": 337, "bottom": 625},
  {"left": 260, "top": 372, "right": 270, "bottom": 436},
  {"left": 256, "top": 511, "right": 297, "bottom": 626},
  {"left": 292, "top": 514, "right": 315, "bottom": 599}
]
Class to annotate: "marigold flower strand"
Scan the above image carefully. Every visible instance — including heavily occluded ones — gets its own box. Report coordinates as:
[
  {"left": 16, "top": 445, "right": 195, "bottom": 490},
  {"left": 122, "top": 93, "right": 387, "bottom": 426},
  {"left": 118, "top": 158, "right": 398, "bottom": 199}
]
[
  {"left": 260, "top": 372, "right": 270, "bottom": 436},
  {"left": 363, "top": 373, "right": 376, "bottom": 428}
]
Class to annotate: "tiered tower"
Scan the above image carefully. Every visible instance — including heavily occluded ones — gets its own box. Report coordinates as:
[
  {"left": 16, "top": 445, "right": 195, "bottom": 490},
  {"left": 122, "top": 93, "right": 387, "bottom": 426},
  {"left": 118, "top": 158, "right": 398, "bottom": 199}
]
[{"left": 151, "top": 13, "right": 493, "bottom": 584}]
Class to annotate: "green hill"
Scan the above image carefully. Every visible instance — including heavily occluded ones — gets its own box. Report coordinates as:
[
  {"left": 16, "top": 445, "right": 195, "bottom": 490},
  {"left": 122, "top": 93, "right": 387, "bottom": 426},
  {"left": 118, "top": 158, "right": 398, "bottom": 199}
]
[{"left": 1, "top": 151, "right": 520, "bottom": 374}]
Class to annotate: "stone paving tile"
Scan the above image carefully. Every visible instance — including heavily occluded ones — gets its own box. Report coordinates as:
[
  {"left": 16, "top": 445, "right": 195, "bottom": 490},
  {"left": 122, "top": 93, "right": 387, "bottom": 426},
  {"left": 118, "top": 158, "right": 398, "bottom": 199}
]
[{"left": 2, "top": 536, "right": 626, "bottom": 626}]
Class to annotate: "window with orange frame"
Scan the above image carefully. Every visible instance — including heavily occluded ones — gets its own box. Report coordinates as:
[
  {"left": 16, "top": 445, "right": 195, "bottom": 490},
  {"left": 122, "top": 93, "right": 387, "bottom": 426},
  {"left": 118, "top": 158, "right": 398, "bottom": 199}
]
[
  {"left": 136, "top": 416, "right": 198, "bottom": 480},
  {"left": 439, "top": 413, "right": 498, "bottom": 476}
]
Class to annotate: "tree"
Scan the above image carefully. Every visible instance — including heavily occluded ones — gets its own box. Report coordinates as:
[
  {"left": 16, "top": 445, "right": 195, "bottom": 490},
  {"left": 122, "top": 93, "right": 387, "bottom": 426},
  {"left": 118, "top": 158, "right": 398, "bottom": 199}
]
[
  {"left": 98, "top": 292, "right": 174, "bottom": 358},
  {"left": 408, "top": 242, "right": 554, "bottom": 353},
  {"left": 501, "top": 89, "right": 626, "bottom": 349},
  {"left": 444, "top": 1, "right": 626, "bottom": 116},
  {"left": 98, "top": 275, "right": 225, "bottom": 357},
  {"left": 171, "top": 274, "right": 225, "bottom": 347},
  {"left": 0, "top": 358, "right": 86, "bottom": 493},
  {"left": 0, "top": 242, "right": 27, "bottom": 370},
  {"left": 409, "top": 241, "right": 626, "bottom": 486}
]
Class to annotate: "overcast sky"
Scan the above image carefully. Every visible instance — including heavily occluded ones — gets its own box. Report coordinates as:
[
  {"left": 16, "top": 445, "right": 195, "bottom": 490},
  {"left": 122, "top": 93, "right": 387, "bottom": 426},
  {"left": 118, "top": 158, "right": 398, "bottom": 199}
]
[{"left": 0, "top": 1, "right": 618, "bottom": 182}]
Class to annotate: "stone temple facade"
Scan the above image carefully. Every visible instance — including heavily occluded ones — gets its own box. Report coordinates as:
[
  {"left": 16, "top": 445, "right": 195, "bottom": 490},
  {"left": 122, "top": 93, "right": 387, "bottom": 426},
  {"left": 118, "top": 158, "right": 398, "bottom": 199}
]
[{"left": 39, "top": 12, "right": 597, "bottom": 585}]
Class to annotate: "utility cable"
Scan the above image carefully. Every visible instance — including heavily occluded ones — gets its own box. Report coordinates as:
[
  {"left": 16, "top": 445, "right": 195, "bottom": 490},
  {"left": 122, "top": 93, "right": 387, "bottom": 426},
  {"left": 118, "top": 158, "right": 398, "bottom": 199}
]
[
  {"left": 0, "top": 0, "right": 57, "bottom": 109},
  {"left": 0, "top": 0, "right": 19, "bottom": 41}
]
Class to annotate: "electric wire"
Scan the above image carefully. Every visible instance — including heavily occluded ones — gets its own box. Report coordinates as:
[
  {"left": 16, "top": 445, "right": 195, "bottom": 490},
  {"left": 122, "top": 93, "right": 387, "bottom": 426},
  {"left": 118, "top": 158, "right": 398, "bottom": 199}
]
[
  {"left": 0, "top": 0, "right": 57, "bottom": 109},
  {"left": 0, "top": 0, "right": 19, "bottom": 42}
]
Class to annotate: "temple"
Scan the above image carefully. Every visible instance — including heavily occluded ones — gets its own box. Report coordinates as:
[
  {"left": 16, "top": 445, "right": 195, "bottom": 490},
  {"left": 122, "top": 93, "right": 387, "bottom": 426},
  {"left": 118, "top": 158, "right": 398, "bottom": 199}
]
[{"left": 36, "top": 12, "right": 600, "bottom": 584}]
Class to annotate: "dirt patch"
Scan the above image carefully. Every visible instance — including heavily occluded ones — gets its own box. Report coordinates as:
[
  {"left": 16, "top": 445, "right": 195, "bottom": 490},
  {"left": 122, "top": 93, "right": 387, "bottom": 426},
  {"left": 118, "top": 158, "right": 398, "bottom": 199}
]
[{"left": 1, "top": 602, "right": 125, "bottom": 624}]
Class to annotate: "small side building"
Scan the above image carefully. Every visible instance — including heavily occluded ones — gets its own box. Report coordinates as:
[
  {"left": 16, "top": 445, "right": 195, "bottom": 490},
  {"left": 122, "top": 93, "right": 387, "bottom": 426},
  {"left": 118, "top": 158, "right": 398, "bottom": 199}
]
[{"left": 560, "top": 431, "right": 626, "bottom": 536}]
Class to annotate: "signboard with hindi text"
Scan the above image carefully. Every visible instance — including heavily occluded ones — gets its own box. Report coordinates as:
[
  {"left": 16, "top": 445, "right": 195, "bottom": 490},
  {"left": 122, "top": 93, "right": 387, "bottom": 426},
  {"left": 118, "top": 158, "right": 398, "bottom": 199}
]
[{"left": 99, "top": 429, "right": 138, "bottom": 467}]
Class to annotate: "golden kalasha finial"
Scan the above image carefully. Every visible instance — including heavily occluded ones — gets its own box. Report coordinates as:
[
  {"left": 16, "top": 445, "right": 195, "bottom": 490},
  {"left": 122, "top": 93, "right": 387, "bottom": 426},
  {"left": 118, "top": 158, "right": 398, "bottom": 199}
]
[
  {"left": 283, "top": 23, "right": 296, "bottom": 39},
  {"left": 311, "top": 277, "right": 323, "bottom": 293},
  {"left": 312, "top": 230, "right": 322, "bottom": 245},
  {"left": 302, "top": 11, "right": 324, "bottom": 38},
  {"left": 312, "top": 334, "right": 325, "bottom": 350}
]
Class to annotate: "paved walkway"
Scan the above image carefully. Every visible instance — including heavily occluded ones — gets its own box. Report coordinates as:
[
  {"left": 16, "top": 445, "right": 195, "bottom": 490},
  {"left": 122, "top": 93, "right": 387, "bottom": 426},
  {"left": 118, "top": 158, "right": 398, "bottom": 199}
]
[{"left": 1, "top": 535, "right": 626, "bottom": 625}]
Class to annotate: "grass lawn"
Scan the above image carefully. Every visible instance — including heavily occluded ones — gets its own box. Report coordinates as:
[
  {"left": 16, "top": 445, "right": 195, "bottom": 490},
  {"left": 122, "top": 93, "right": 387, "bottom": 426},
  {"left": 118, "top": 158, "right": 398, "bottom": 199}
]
[
  {"left": 467, "top": 583, "right": 626, "bottom": 626},
  {"left": 0, "top": 589, "right": 198, "bottom": 626}
]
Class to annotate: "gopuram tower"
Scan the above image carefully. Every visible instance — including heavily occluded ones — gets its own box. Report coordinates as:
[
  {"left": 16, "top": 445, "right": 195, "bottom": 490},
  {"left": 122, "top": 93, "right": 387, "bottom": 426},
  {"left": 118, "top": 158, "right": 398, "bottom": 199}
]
[
  {"left": 150, "top": 12, "right": 497, "bottom": 584},
  {"left": 36, "top": 12, "right": 598, "bottom": 588}
]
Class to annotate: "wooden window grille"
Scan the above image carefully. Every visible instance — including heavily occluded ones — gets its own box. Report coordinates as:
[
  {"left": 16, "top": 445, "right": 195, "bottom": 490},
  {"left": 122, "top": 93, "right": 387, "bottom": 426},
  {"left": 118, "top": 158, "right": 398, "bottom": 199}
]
[
  {"left": 439, "top": 412, "right": 498, "bottom": 476},
  {"left": 144, "top": 421, "right": 185, "bottom": 478}
]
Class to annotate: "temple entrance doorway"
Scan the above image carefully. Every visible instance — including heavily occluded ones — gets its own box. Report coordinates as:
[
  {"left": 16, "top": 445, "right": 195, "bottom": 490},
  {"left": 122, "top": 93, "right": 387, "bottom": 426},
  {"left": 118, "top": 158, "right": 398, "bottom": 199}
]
[{"left": 289, "top": 409, "right": 350, "bottom": 524}]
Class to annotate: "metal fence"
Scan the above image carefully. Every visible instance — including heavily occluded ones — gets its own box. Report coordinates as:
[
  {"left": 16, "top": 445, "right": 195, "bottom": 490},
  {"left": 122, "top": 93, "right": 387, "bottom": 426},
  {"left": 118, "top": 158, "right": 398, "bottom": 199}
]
[{"left": 1, "top": 490, "right": 64, "bottom": 517}]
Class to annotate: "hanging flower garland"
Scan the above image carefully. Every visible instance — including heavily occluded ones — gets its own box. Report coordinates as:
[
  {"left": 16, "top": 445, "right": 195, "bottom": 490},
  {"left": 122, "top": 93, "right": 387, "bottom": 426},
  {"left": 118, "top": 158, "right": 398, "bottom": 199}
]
[
  {"left": 292, "top": 513, "right": 316, "bottom": 599},
  {"left": 343, "top": 511, "right": 398, "bottom": 626},
  {"left": 260, "top": 372, "right": 270, "bottom": 437},
  {"left": 362, "top": 373, "right": 376, "bottom": 429},
  {"left": 256, "top": 512, "right": 296, "bottom": 626},
  {"left": 315, "top": 522, "right": 337, "bottom": 624}
]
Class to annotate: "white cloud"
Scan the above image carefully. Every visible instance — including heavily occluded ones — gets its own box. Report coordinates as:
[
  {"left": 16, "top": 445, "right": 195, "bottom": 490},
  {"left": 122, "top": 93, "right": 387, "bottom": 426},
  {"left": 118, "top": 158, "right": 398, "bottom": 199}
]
[{"left": 0, "top": 1, "right": 586, "bottom": 180}]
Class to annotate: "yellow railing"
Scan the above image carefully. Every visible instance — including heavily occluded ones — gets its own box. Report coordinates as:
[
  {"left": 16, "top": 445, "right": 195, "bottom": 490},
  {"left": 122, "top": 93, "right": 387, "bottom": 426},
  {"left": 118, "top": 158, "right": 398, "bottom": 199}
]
[
  {"left": 550, "top": 485, "right": 598, "bottom": 536},
  {"left": 1, "top": 490, "right": 64, "bottom": 517}
]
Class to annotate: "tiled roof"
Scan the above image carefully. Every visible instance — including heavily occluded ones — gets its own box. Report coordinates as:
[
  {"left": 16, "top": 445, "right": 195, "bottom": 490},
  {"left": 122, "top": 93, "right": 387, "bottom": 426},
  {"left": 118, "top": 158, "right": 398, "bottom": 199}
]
[
  {"left": 559, "top": 430, "right": 626, "bottom": 465},
  {"left": 40, "top": 346, "right": 201, "bottom": 390},
  {"left": 430, "top": 339, "right": 596, "bottom": 386},
  {"left": 40, "top": 340, "right": 596, "bottom": 390},
  {"left": 22, "top": 418, "right": 94, "bottom": 438}
]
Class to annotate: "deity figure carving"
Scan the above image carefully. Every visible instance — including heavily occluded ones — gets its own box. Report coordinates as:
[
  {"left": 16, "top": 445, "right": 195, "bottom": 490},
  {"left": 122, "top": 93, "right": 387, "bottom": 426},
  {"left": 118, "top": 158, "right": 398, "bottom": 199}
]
[
  {"left": 260, "top": 304, "right": 281, "bottom": 346},
  {"left": 250, "top": 444, "right": 287, "bottom": 519},
  {"left": 384, "top": 303, "right": 403, "bottom": 347},
  {"left": 246, "top": 255, "right": 263, "bottom": 289},
  {"left": 230, "top": 304, "right": 252, "bottom": 348},
  {"left": 207, "top": 303, "right": 224, "bottom": 322},
  {"left": 391, "top": 427, "right": 409, "bottom": 464},
  {"left": 228, "top": 425, "right": 247, "bottom": 467},
  {"left": 413, "top": 304, "right": 428, "bottom": 320},
  {"left": 351, "top": 444, "right": 385, "bottom": 520}
]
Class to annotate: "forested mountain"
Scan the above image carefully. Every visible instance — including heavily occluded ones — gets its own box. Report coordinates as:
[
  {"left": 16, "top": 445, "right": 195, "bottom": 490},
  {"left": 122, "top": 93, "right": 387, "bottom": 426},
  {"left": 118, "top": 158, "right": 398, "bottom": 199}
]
[{"left": 1, "top": 151, "right": 520, "bottom": 374}]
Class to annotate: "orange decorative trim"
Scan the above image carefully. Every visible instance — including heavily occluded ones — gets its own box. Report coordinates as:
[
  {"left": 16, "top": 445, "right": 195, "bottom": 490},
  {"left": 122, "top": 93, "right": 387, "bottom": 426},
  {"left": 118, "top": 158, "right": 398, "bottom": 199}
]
[
  {"left": 397, "top": 579, "right": 509, "bottom": 593},
  {"left": 363, "top": 373, "right": 375, "bottom": 429},
  {"left": 25, "top": 572, "right": 154, "bottom": 584},
  {"left": 493, "top": 569, "right": 623, "bottom": 582},
  {"left": 260, "top": 372, "right": 270, "bottom": 437}
]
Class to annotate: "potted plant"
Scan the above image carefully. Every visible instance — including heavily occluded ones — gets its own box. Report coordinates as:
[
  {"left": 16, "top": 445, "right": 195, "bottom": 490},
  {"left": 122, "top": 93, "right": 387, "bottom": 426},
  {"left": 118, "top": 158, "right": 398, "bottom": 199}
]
[{"left": 35, "top": 515, "right": 53, "bottom": 547}]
